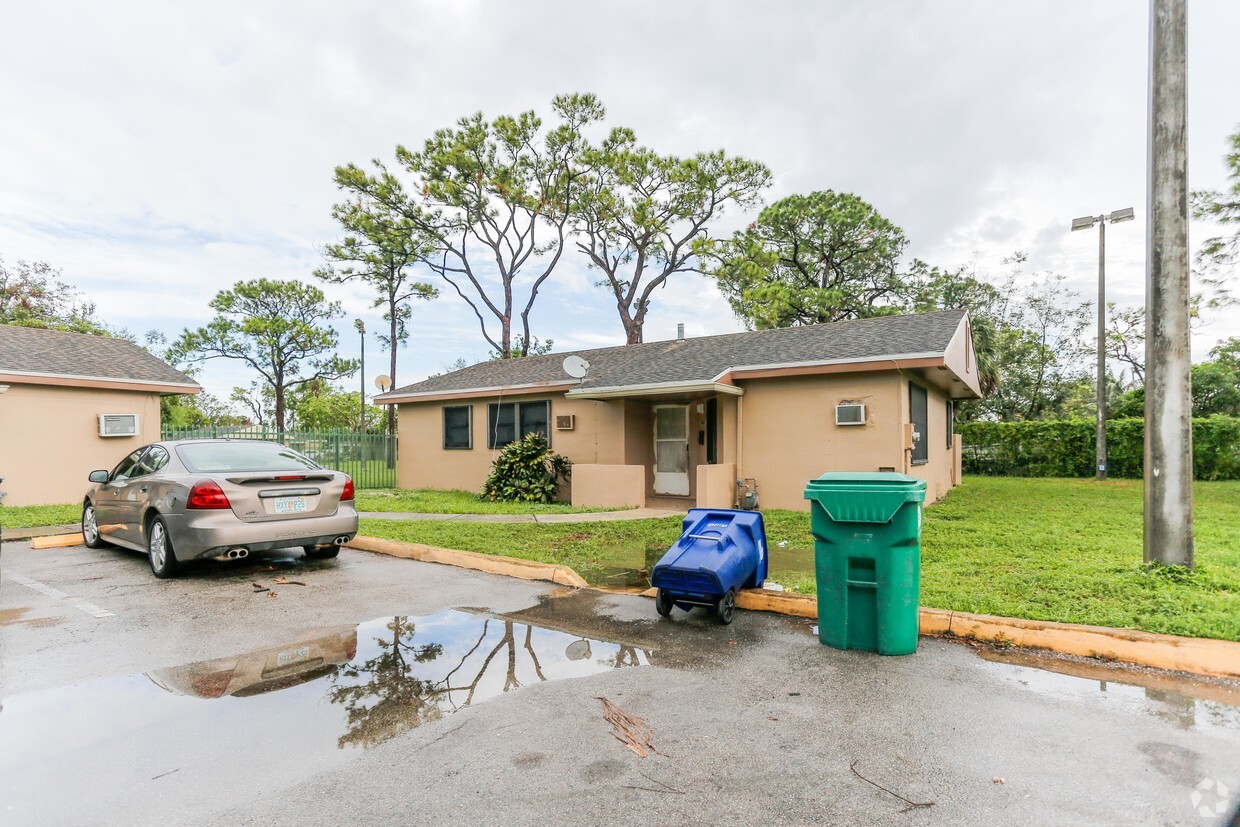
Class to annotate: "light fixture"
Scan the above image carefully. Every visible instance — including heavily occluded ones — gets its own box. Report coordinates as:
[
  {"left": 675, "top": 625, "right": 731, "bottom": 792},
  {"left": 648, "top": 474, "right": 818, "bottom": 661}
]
[
  {"left": 1071, "top": 215, "right": 1099, "bottom": 231},
  {"left": 1108, "top": 207, "right": 1135, "bottom": 223}
]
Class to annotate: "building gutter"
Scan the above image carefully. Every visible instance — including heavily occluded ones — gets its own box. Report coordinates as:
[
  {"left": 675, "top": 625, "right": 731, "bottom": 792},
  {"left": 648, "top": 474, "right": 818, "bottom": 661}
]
[
  {"left": 0, "top": 371, "right": 200, "bottom": 395},
  {"left": 565, "top": 381, "right": 745, "bottom": 401},
  {"left": 375, "top": 380, "right": 578, "bottom": 405}
]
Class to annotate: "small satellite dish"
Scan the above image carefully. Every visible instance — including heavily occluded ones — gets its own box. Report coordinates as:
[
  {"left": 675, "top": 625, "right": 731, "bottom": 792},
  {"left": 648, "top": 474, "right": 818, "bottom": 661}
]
[
  {"left": 374, "top": 375, "right": 392, "bottom": 391},
  {"left": 562, "top": 355, "right": 590, "bottom": 379}
]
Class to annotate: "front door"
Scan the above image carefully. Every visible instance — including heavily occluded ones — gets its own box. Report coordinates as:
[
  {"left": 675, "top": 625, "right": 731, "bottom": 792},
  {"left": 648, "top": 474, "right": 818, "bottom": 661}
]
[{"left": 653, "top": 405, "right": 690, "bottom": 496}]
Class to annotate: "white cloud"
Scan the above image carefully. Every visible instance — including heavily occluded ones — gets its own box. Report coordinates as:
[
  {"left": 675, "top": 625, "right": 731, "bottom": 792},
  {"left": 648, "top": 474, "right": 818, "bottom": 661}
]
[{"left": 3, "top": 0, "right": 1238, "bottom": 398}]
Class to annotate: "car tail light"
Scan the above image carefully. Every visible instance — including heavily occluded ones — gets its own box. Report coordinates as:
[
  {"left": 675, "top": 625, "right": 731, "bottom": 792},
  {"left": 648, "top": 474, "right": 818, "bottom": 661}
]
[
  {"left": 187, "top": 480, "right": 231, "bottom": 510},
  {"left": 341, "top": 478, "right": 355, "bottom": 502}
]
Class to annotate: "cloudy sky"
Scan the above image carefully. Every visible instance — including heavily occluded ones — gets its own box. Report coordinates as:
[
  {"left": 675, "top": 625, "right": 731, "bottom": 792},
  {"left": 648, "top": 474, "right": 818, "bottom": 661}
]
[{"left": 2, "top": 1, "right": 1237, "bottom": 400}]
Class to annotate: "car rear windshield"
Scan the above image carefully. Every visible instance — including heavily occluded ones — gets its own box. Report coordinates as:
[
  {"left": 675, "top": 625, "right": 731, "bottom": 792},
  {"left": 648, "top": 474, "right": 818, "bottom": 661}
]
[{"left": 175, "top": 442, "right": 323, "bottom": 473}]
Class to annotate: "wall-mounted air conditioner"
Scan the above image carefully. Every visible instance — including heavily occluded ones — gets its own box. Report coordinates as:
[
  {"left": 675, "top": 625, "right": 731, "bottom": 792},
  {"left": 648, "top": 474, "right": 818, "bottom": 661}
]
[
  {"left": 99, "top": 414, "right": 139, "bottom": 437},
  {"left": 835, "top": 403, "right": 866, "bottom": 426},
  {"left": 555, "top": 414, "right": 575, "bottom": 431}
]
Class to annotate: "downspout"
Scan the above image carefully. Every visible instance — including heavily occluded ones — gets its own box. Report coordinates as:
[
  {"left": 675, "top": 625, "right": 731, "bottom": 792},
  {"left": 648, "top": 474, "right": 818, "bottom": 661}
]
[{"left": 735, "top": 393, "right": 744, "bottom": 507}]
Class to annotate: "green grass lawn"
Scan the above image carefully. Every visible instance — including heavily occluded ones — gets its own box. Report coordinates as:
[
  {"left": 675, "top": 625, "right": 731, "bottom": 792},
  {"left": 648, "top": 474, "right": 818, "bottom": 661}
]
[
  {"left": 359, "top": 477, "right": 1240, "bottom": 641},
  {"left": 355, "top": 488, "right": 630, "bottom": 515},
  {"left": 0, "top": 502, "right": 81, "bottom": 529}
]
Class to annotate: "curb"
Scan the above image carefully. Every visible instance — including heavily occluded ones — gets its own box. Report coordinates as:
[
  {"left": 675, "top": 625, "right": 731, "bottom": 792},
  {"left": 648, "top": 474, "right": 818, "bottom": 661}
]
[
  {"left": 352, "top": 536, "right": 1240, "bottom": 681},
  {"left": 22, "top": 529, "right": 1240, "bottom": 681},
  {"left": 347, "top": 535, "right": 589, "bottom": 588}
]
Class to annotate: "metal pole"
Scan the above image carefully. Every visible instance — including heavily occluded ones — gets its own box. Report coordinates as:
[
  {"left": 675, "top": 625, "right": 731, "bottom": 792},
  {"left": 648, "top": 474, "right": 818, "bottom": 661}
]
[
  {"left": 1096, "top": 218, "right": 1107, "bottom": 481},
  {"left": 359, "top": 331, "right": 365, "bottom": 431},
  {"left": 1144, "top": 0, "right": 1193, "bottom": 567}
]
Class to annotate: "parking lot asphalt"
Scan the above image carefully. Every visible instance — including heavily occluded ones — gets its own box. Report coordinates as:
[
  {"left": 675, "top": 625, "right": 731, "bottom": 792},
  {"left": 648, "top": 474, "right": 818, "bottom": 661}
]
[{"left": 2, "top": 540, "right": 1238, "bottom": 826}]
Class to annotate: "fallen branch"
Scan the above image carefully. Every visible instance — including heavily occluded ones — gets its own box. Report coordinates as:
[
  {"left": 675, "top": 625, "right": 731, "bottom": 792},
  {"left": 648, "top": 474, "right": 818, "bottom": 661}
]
[
  {"left": 597, "top": 697, "right": 663, "bottom": 758},
  {"left": 849, "top": 760, "right": 934, "bottom": 811}
]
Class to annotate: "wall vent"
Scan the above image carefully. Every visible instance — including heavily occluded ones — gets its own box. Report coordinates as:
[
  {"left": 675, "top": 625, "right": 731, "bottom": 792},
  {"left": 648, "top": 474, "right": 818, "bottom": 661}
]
[
  {"left": 835, "top": 403, "right": 866, "bottom": 426},
  {"left": 99, "top": 414, "right": 139, "bottom": 437},
  {"left": 555, "top": 414, "right": 576, "bottom": 431}
]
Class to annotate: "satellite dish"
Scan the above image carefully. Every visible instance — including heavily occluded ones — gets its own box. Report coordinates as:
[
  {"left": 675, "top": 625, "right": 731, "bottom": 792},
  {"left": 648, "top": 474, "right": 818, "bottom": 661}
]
[
  {"left": 374, "top": 375, "right": 392, "bottom": 391},
  {"left": 562, "top": 355, "right": 590, "bottom": 379}
]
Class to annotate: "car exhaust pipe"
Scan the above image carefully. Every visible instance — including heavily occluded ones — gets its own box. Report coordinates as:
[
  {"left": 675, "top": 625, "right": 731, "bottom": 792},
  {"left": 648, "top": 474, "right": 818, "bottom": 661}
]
[
  {"left": 333, "top": 536, "right": 350, "bottom": 546},
  {"left": 227, "top": 548, "right": 249, "bottom": 559}
]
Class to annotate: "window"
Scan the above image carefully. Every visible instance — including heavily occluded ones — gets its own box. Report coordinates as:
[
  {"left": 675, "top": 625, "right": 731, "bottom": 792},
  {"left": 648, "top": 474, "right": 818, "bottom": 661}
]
[
  {"left": 134, "top": 446, "right": 169, "bottom": 477},
  {"left": 443, "top": 406, "right": 473, "bottom": 449},
  {"left": 110, "top": 448, "right": 148, "bottom": 481},
  {"left": 487, "top": 401, "right": 551, "bottom": 450},
  {"left": 176, "top": 442, "right": 320, "bottom": 473},
  {"left": 946, "top": 400, "right": 955, "bottom": 449},
  {"left": 909, "top": 382, "right": 928, "bottom": 465}
]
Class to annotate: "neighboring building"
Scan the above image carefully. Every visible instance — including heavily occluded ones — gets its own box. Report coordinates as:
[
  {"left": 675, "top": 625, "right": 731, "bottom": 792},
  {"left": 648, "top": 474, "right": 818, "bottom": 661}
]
[
  {"left": 376, "top": 310, "right": 982, "bottom": 512},
  {"left": 0, "top": 325, "right": 199, "bottom": 506}
]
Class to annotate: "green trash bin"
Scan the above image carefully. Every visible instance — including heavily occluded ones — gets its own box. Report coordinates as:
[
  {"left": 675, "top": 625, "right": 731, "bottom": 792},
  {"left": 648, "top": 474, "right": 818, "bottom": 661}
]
[{"left": 804, "top": 472, "right": 927, "bottom": 655}]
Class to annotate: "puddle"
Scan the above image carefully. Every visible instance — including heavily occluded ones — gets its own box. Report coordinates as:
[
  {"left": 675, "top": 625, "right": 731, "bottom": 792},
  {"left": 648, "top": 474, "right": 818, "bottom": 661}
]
[
  {"left": 975, "top": 648, "right": 1240, "bottom": 734},
  {"left": 0, "top": 610, "right": 650, "bottom": 821}
]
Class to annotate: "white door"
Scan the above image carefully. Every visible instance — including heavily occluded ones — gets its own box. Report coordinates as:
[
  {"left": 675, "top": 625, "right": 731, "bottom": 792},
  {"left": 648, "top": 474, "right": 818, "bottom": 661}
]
[{"left": 653, "top": 405, "right": 690, "bottom": 496}]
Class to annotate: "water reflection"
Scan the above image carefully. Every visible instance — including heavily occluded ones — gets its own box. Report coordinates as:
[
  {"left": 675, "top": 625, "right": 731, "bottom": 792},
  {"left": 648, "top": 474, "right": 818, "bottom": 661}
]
[{"left": 0, "top": 611, "right": 652, "bottom": 823}]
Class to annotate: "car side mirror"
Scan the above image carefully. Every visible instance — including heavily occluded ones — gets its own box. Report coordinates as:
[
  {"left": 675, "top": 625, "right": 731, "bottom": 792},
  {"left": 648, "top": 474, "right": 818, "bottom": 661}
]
[{"left": 89, "top": 470, "right": 110, "bottom": 484}]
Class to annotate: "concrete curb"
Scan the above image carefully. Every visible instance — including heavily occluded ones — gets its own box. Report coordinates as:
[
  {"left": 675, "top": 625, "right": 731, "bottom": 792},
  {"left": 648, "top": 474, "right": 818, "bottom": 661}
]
[
  {"left": 1, "top": 524, "right": 79, "bottom": 542},
  {"left": 347, "top": 535, "right": 589, "bottom": 588},
  {"left": 21, "top": 528, "right": 1240, "bottom": 681},
  {"left": 353, "top": 535, "right": 1240, "bottom": 679}
]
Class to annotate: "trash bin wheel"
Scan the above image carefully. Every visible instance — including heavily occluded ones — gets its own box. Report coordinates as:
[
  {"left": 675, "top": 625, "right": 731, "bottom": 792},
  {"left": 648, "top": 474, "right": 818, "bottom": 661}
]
[
  {"left": 655, "top": 588, "right": 674, "bottom": 617},
  {"left": 718, "top": 589, "right": 736, "bottom": 625}
]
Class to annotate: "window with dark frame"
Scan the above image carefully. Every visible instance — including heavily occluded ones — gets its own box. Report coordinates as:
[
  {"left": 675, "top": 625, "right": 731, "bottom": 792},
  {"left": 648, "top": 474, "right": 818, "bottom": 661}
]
[
  {"left": 487, "top": 401, "right": 551, "bottom": 450},
  {"left": 909, "top": 382, "right": 929, "bottom": 465},
  {"left": 443, "top": 405, "right": 473, "bottom": 450}
]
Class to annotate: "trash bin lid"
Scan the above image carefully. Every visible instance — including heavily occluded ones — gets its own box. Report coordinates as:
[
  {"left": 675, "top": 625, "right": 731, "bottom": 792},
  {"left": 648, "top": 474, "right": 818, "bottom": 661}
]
[{"left": 803, "top": 472, "right": 926, "bottom": 523}]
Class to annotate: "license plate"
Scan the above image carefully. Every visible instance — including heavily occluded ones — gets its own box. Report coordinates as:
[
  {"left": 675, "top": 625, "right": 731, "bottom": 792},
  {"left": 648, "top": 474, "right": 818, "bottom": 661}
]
[
  {"left": 274, "top": 496, "right": 308, "bottom": 514},
  {"left": 276, "top": 646, "right": 311, "bottom": 667}
]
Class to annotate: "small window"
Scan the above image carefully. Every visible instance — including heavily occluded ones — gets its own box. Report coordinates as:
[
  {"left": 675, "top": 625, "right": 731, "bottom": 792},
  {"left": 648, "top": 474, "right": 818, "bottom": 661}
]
[
  {"left": 110, "top": 448, "right": 148, "bottom": 481},
  {"left": 946, "top": 400, "right": 955, "bottom": 449},
  {"left": 443, "top": 406, "right": 473, "bottom": 450},
  {"left": 134, "top": 446, "right": 170, "bottom": 477},
  {"left": 909, "top": 382, "right": 928, "bottom": 466},
  {"left": 487, "top": 401, "right": 551, "bottom": 450}
]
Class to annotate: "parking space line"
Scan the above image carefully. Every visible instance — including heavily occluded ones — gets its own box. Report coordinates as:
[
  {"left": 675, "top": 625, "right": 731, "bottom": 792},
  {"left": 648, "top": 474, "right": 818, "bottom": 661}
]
[{"left": 4, "top": 572, "right": 116, "bottom": 618}]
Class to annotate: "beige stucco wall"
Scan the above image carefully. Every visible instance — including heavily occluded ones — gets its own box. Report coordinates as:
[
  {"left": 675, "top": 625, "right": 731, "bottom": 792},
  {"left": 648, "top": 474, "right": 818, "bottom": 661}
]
[
  {"left": 396, "top": 392, "right": 628, "bottom": 496},
  {"left": 572, "top": 464, "right": 646, "bottom": 508},
  {"left": 737, "top": 373, "right": 905, "bottom": 511},
  {"left": 394, "top": 372, "right": 964, "bottom": 510},
  {"left": 0, "top": 383, "right": 162, "bottom": 506},
  {"left": 696, "top": 463, "right": 736, "bottom": 508}
]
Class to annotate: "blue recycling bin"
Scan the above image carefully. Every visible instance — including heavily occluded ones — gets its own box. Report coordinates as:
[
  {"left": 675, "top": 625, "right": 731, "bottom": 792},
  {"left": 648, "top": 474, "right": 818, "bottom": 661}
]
[{"left": 651, "top": 508, "right": 768, "bottom": 625}]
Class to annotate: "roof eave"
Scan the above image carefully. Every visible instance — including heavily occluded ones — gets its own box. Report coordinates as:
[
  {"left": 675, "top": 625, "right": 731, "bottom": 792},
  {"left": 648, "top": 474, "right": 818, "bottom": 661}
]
[{"left": 0, "top": 370, "right": 201, "bottom": 395}]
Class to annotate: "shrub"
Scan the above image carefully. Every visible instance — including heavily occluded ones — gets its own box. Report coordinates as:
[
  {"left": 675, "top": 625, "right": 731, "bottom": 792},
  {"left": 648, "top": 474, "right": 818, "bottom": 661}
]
[
  {"left": 958, "top": 415, "right": 1240, "bottom": 479},
  {"left": 480, "top": 432, "right": 572, "bottom": 503}
]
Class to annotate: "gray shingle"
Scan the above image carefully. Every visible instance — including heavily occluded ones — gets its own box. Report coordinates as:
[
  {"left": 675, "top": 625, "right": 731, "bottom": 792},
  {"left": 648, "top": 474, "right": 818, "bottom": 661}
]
[
  {"left": 0, "top": 324, "right": 199, "bottom": 387},
  {"left": 386, "top": 309, "right": 967, "bottom": 396}
]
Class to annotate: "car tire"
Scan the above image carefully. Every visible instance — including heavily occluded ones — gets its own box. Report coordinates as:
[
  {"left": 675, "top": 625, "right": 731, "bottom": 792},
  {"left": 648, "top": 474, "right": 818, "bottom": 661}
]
[
  {"left": 81, "top": 502, "right": 107, "bottom": 549},
  {"left": 305, "top": 544, "right": 340, "bottom": 560},
  {"left": 147, "top": 516, "right": 179, "bottom": 579}
]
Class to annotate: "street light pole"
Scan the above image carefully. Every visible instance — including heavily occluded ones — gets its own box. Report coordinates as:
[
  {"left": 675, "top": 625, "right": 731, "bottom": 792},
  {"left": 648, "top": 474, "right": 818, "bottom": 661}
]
[
  {"left": 1070, "top": 207, "right": 1134, "bottom": 481},
  {"left": 354, "top": 319, "right": 366, "bottom": 432}
]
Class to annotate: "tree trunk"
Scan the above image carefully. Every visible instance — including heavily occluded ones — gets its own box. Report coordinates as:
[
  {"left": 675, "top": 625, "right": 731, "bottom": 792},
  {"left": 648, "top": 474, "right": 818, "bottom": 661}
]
[{"left": 274, "top": 384, "right": 285, "bottom": 434}]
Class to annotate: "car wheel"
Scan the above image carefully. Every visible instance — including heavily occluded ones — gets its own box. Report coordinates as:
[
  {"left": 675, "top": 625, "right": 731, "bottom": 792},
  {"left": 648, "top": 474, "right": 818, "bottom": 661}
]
[
  {"left": 81, "top": 502, "right": 107, "bottom": 549},
  {"left": 305, "top": 544, "right": 340, "bottom": 560},
  {"left": 147, "top": 516, "right": 179, "bottom": 579}
]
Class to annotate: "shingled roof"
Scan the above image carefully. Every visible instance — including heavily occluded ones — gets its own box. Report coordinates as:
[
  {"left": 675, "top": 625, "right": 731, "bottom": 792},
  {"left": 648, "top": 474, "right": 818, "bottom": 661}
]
[
  {"left": 0, "top": 324, "right": 199, "bottom": 391},
  {"left": 381, "top": 309, "right": 970, "bottom": 400}
]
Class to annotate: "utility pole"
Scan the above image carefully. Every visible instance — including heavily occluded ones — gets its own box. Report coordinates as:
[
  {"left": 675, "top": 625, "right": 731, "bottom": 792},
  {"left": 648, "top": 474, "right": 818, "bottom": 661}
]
[{"left": 1144, "top": 0, "right": 1193, "bottom": 568}]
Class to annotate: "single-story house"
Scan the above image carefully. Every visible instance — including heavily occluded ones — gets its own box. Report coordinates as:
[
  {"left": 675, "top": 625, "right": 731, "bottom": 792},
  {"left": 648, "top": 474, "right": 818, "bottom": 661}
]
[
  {"left": 0, "top": 324, "right": 199, "bottom": 506},
  {"left": 376, "top": 309, "right": 982, "bottom": 511}
]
